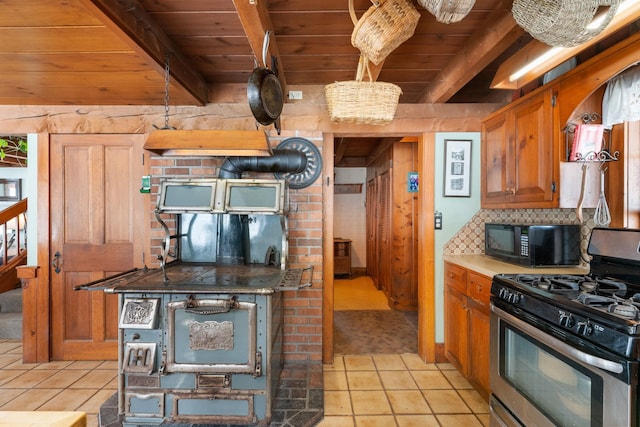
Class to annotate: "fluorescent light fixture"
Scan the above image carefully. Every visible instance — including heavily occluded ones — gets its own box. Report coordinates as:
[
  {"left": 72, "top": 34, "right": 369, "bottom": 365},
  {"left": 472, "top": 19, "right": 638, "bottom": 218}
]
[{"left": 509, "top": 47, "right": 564, "bottom": 81}]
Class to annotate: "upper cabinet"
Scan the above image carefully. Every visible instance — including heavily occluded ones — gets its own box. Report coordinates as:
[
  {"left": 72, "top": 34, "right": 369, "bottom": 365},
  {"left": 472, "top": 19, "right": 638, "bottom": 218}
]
[
  {"left": 481, "top": 32, "right": 640, "bottom": 210},
  {"left": 481, "top": 88, "right": 556, "bottom": 208}
]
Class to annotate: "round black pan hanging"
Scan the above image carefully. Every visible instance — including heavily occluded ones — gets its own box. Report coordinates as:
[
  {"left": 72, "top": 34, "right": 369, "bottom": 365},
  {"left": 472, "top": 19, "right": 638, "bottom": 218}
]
[
  {"left": 274, "top": 138, "right": 323, "bottom": 189},
  {"left": 247, "top": 31, "right": 284, "bottom": 126}
]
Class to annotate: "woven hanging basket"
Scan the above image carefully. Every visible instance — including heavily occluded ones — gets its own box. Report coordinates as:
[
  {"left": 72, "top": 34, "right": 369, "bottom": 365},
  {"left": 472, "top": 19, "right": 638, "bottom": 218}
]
[
  {"left": 417, "top": 0, "right": 476, "bottom": 24},
  {"left": 324, "top": 56, "right": 402, "bottom": 125},
  {"left": 512, "top": 0, "right": 621, "bottom": 48},
  {"left": 350, "top": 0, "right": 421, "bottom": 65}
]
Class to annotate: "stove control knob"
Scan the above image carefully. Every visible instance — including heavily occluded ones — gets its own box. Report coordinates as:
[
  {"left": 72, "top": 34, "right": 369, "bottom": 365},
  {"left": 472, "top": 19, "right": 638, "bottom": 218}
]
[
  {"left": 576, "top": 321, "right": 593, "bottom": 336},
  {"left": 507, "top": 292, "right": 522, "bottom": 304},
  {"left": 559, "top": 313, "right": 574, "bottom": 328},
  {"left": 499, "top": 288, "right": 509, "bottom": 300}
]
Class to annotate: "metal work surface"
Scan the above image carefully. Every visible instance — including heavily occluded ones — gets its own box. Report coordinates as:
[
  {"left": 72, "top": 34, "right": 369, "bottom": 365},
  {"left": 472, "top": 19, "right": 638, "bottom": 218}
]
[{"left": 91, "top": 263, "right": 297, "bottom": 294}]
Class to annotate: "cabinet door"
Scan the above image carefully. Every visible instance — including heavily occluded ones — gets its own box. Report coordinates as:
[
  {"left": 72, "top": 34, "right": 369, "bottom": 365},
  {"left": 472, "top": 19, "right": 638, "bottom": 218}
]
[
  {"left": 481, "top": 112, "right": 511, "bottom": 206},
  {"left": 512, "top": 92, "right": 555, "bottom": 205},
  {"left": 468, "top": 300, "right": 490, "bottom": 401},
  {"left": 444, "top": 286, "right": 468, "bottom": 375},
  {"left": 468, "top": 273, "right": 491, "bottom": 308}
]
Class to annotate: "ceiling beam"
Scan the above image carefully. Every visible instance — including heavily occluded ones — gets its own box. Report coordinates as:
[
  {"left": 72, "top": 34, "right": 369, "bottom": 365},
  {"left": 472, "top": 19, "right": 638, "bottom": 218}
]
[
  {"left": 419, "top": 0, "right": 524, "bottom": 103},
  {"left": 232, "top": 0, "right": 288, "bottom": 94},
  {"left": 84, "top": 0, "right": 209, "bottom": 105},
  {"left": 335, "top": 137, "right": 349, "bottom": 166},
  {"left": 366, "top": 137, "right": 399, "bottom": 166}
]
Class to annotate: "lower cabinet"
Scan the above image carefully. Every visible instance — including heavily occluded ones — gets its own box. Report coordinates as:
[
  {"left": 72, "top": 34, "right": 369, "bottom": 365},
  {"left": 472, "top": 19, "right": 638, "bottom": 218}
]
[{"left": 444, "top": 261, "right": 491, "bottom": 401}]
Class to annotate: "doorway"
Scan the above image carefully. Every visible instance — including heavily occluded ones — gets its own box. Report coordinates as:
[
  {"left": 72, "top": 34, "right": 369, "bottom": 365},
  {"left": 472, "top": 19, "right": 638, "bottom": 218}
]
[{"left": 330, "top": 137, "right": 423, "bottom": 356}]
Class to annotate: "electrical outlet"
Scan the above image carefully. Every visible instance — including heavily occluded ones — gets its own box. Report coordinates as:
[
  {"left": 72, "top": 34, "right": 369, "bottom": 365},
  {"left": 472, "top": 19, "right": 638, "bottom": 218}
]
[{"left": 288, "top": 90, "right": 303, "bottom": 100}]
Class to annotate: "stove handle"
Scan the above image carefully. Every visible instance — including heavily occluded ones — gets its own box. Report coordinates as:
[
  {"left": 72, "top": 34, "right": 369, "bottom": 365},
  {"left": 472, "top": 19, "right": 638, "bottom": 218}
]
[{"left": 491, "top": 304, "right": 624, "bottom": 375}]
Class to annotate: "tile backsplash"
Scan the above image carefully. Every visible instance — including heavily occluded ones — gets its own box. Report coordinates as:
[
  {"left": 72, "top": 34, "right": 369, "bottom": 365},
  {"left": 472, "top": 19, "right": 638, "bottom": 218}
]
[{"left": 444, "top": 208, "right": 597, "bottom": 267}]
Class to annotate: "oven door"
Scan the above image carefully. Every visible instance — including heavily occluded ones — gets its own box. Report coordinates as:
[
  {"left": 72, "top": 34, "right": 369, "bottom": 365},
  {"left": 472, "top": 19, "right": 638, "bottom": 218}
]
[
  {"left": 490, "top": 302, "right": 636, "bottom": 427},
  {"left": 164, "top": 295, "right": 259, "bottom": 375}
]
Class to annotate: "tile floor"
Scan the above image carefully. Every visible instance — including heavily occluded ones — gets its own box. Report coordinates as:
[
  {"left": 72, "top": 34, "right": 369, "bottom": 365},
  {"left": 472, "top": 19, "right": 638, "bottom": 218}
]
[
  {"left": 0, "top": 274, "right": 490, "bottom": 427},
  {"left": 0, "top": 340, "right": 490, "bottom": 427},
  {"left": 320, "top": 353, "right": 489, "bottom": 427},
  {"left": 0, "top": 339, "right": 117, "bottom": 427}
]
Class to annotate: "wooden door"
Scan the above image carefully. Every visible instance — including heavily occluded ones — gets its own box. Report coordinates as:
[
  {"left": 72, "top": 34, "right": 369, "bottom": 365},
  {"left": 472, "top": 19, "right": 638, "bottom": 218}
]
[
  {"left": 481, "top": 111, "right": 510, "bottom": 206},
  {"left": 50, "top": 134, "right": 146, "bottom": 360},
  {"left": 468, "top": 301, "right": 490, "bottom": 401},
  {"left": 365, "top": 178, "right": 378, "bottom": 285},
  {"left": 444, "top": 285, "right": 468, "bottom": 375},
  {"left": 443, "top": 262, "right": 468, "bottom": 375},
  {"left": 512, "top": 91, "right": 554, "bottom": 205},
  {"left": 377, "top": 172, "right": 391, "bottom": 296}
]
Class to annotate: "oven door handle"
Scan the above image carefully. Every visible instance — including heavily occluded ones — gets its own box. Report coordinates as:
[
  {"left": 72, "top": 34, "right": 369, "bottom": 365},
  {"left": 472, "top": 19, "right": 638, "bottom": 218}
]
[{"left": 491, "top": 304, "right": 624, "bottom": 374}]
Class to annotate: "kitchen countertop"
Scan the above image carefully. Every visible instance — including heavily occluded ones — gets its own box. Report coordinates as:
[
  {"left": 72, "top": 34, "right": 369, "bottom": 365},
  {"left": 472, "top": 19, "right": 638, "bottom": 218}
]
[{"left": 443, "top": 254, "right": 589, "bottom": 278}]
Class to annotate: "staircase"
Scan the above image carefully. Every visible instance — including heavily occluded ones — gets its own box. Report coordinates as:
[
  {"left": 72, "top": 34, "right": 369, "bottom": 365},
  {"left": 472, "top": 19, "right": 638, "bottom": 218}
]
[{"left": 0, "top": 288, "right": 22, "bottom": 339}]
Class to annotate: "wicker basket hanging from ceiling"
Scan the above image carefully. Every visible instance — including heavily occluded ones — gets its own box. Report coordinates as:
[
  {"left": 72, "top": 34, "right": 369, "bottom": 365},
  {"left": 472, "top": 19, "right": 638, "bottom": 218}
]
[
  {"left": 350, "top": 0, "right": 421, "bottom": 65},
  {"left": 324, "top": 55, "right": 402, "bottom": 125},
  {"left": 417, "top": 0, "right": 476, "bottom": 24},
  {"left": 512, "top": 0, "right": 621, "bottom": 48}
]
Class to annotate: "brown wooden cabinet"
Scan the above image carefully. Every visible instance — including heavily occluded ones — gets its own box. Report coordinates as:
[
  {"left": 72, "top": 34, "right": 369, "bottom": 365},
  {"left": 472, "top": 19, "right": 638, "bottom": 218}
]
[
  {"left": 334, "top": 238, "right": 352, "bottom": 277},
  {"left": 481, "top": 88, "right": 556, "bottom": 208},
  {"left": 444, "top": 263, "right": 468, "bottom": 373},
  {"left": 444, "top": 261, "right": 491, "bottom": 401}
]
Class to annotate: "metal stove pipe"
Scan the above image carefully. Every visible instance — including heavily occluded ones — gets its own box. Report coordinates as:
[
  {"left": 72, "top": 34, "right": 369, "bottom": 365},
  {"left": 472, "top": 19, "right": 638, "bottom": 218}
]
[
  {"left": 216, "top": 149, "right": 307, "bottom": 264},
  {"left": 218, "top": 148, "right": 307, "bottom": 179}
]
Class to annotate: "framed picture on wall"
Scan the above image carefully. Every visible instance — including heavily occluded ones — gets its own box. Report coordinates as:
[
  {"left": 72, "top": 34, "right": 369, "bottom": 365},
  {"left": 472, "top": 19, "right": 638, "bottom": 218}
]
[
  {"left": 0, "top": 179, "right": 21, "bottom": 201},
  {"left": 443, "top": 139, "right": 471, "bottom": 197}
]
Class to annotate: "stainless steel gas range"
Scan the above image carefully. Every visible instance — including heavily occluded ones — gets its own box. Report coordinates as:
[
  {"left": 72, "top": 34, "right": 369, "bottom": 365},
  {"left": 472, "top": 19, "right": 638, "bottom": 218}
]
[
  {"left": 79, "top": 178, "right": 311, "bottom": 426},
  {"left": 490, "top": 227, "right": 640, "bottom": 427}
]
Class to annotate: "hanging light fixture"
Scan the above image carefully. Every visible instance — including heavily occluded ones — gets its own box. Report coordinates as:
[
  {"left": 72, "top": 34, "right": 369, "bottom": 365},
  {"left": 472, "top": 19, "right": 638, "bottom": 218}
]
[
  {"left": 512, "top": 0, "right": 621, "bottom": 48},
  {"left": 144, "top": 53, "right": 273, "bottom": 157}
]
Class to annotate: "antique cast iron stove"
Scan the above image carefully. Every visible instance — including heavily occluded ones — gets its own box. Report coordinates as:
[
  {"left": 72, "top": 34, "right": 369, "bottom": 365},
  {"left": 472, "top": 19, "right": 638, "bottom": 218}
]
[{"left": 80, "top": 178, "right": 310, "bottom": 426}]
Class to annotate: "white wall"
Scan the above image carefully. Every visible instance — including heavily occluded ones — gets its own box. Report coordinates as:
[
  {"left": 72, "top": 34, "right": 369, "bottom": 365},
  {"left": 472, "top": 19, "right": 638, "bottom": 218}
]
[
  {"left": 0, "top": 166, "right": 27, "bottom": 211},
  {"left": 434, "top": 132, "right": 482, "bottom": 342},
  {"left": 0, "top": 134, "right": 37, "bottom": 265},
  {"left": 333, "top": 167, "right": 367, "bottom": 268}
]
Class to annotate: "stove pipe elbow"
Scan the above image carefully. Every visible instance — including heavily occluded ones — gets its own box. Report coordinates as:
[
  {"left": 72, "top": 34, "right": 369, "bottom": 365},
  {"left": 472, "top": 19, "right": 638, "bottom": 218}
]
[{"left": 218, "top": 149, "right": 307, "bottom": 179}]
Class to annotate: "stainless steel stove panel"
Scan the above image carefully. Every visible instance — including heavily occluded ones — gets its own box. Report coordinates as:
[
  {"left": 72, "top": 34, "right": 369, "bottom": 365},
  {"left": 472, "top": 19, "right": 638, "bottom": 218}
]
[{"left": 490, "top": 228, "right": 640, "bottom": 426}]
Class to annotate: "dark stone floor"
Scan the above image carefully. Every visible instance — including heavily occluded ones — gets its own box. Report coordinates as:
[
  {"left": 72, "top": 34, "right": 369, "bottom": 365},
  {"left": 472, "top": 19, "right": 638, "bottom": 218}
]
[
  {"left": 334, "top": 309, "right": 418, "bottom": 355},
  {"left": 99, "top": 362, "right": 323, "bottom": 427}
]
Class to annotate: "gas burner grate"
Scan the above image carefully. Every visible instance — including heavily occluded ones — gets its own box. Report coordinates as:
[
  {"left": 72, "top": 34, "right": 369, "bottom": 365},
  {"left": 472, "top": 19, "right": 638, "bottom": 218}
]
[
  {"left": 514, "top": 274, "right": 580, "bottom": 293},
  {"left": 580, "top": 276, "right": 628, "bottom": 297},
  {"left": 575, "top": 293, "right": 640, "bottom": 320}
]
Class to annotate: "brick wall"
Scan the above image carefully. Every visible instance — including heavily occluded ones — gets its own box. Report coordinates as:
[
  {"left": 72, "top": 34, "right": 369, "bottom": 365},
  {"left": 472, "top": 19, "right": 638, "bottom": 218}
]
[{"left": 147, "top": 132, "right": 324, "bottom": 363}]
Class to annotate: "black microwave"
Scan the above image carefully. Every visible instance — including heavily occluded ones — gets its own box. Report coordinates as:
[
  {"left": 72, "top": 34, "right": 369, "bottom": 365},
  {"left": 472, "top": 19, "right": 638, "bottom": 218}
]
[{"left": 484, "top": 223, "right": 581, "bottom": 267}]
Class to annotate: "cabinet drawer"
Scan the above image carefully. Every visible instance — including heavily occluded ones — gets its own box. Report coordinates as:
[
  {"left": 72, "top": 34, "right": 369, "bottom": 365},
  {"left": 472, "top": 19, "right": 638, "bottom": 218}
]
[
  {"left": 468, "top": 273, "right": 491, "bottom": 307},
  {"left": 335, "top": 257, "right": 351, "bottom": 275},
  {"left": 444, "top": 263, "right": 467, "bottom": 293}
]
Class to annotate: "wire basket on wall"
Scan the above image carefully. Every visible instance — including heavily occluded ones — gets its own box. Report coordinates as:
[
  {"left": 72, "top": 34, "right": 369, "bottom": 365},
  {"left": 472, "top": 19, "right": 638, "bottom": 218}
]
[{"left": 512, "top": 0, "right": 621, "bottom": 47}]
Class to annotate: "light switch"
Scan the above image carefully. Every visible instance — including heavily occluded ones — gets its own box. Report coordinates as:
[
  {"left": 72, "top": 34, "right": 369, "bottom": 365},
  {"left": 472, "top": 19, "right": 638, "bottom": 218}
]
[{"left": 435, "top": 211, "right": 443, "bottom": 230}]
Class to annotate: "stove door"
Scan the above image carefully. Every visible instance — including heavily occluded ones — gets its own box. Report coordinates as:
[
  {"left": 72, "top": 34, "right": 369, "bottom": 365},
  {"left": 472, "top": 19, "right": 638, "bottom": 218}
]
[
  {"left": 490, "top": 303, "right": 635, "bottom": 427},
  {"left": 164, "top": 295, "right": 258, "bottom": 375}
]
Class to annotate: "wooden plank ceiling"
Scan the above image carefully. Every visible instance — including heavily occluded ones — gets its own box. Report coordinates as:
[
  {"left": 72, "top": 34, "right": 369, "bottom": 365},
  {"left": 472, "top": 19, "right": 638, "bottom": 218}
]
[
  {"left": 0, "top": 0, "right": 636, "bottom": 166},
  {"left": 0, "top": 0, "right": 527, "bottom": 107}
]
